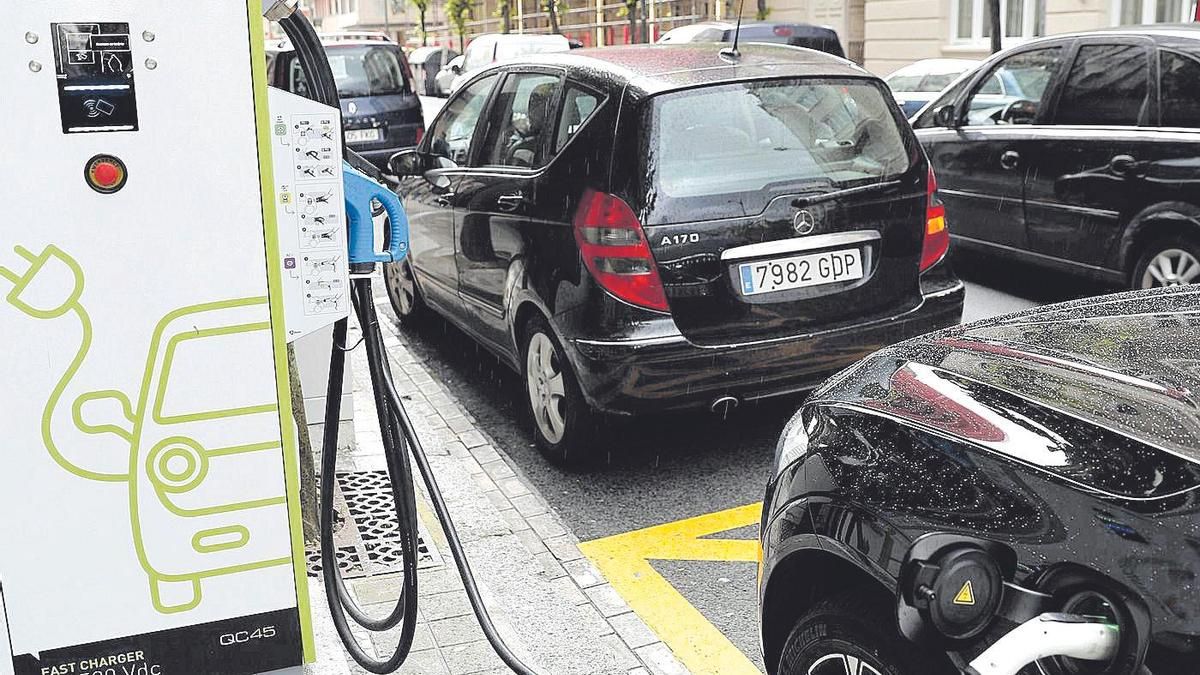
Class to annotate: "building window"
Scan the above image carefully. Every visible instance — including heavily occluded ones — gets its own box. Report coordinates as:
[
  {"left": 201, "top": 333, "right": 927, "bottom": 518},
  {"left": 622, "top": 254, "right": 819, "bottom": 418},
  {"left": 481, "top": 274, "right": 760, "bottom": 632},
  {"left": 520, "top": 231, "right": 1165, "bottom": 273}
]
[
  {"left": 1114, "top": 0, "right": 1198, "bottom": 23},
  {"left": 954, "top": 0, "right": 1046, "bottom": 43}
]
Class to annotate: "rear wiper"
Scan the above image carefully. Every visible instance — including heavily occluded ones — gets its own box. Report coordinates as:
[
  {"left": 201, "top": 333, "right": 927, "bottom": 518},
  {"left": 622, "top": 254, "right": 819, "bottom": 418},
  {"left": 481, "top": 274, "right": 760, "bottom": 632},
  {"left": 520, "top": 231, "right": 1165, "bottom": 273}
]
[{"left": 790, "top": 178, "right": 903, "bottom": 208}]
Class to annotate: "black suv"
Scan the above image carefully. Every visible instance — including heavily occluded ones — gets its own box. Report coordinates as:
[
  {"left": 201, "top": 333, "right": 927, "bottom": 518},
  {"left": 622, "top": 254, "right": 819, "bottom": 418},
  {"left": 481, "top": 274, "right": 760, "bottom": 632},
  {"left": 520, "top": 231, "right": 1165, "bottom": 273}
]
[
  {"left": 268, "top": 34, "right": 424, "bottom": 170},
  {"left": 914, "top": 25, "right": 1200, "bottom": 291},
  {"left": 760, "top": 286, "right": 1200, "bottom": 675},
  {"left": 385, "top": 44, "right": 964, "bottom": 463}
]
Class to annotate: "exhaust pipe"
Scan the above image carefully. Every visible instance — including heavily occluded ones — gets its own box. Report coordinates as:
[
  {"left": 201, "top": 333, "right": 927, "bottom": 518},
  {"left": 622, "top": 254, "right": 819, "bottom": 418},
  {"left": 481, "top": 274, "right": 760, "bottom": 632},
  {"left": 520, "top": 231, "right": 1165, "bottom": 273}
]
[{"left": 710, "top": 395, "right": 740, "bottom": 416}]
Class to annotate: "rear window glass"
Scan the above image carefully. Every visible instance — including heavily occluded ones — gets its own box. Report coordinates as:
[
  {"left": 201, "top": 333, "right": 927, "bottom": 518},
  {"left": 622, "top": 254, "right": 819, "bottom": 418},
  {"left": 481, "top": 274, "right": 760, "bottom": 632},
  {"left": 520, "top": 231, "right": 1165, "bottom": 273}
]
[
  {"left": 643, "top": 79, "right": 911, "bottom": 208},
  {"left": 289, "top": 45, "right": 410, "bottom": 98}
]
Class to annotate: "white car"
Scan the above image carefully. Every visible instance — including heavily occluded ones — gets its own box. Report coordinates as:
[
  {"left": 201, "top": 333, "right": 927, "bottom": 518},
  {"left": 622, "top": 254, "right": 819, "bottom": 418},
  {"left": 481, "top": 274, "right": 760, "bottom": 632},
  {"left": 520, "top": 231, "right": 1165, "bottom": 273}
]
[
  {"left": 434, "top": 54, "right": 464, "bottom": 97},
  {"left": 449, "top": 34, "right": 570, "bottom": 94},
  {"left": 885, "top": 59, "right": 981, "bottom": 117}
]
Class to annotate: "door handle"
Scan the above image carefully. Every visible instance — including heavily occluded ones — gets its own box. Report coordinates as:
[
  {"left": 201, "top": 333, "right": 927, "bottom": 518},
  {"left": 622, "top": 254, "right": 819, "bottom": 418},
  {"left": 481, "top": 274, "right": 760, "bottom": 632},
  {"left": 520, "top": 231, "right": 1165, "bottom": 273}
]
[
  {"left": 1000, "top": 150, "right": 1021, "bottom": 170},
  {"left": 495, "top": 193, "right": 525, "bottom": 213},
  {"left": 433, "top": 192, "right": 455, "bottom": 207},
  {"left": 1109, "top": 154, "right": 1138, "bottom": 175}
]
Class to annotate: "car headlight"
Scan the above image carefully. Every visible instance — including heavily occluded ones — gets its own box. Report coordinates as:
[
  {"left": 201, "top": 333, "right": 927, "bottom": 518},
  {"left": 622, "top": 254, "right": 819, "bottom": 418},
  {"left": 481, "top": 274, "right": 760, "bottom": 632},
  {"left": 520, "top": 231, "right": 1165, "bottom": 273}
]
[{"left": 773, "top": 409, "right": 812, "bottom": 478}]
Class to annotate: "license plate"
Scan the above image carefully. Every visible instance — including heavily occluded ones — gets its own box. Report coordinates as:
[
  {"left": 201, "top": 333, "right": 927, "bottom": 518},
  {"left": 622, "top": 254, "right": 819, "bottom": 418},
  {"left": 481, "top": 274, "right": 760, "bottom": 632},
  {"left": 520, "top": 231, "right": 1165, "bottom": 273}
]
[
  {"left": 345, "top": 128, "right": 382, "bottom": 143},
  {"left": 738, "top": 248, "right": 864, "bottom": 295}
]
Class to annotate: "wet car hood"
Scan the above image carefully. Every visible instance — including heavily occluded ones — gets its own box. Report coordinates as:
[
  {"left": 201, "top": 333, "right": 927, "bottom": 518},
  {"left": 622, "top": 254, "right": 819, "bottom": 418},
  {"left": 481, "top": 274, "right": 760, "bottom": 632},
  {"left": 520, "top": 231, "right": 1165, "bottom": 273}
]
[{"left": 813, "top": 286, "right": 1200, "bottom": 499}]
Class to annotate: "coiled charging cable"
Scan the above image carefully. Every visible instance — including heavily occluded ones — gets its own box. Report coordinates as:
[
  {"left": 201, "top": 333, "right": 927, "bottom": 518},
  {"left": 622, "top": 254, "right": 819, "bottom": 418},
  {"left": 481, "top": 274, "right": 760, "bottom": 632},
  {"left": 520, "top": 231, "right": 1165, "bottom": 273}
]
[{"left": 272, "top": 5, "right": 543, "bottom": 674}]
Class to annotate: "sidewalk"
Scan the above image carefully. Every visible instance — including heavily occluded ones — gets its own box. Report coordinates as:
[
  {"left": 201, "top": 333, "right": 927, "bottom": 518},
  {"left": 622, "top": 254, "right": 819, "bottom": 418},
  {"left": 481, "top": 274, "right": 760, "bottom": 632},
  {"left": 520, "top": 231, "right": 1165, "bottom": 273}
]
[{"left": 302, "top": 290, "right": 691, "bottom": 675}]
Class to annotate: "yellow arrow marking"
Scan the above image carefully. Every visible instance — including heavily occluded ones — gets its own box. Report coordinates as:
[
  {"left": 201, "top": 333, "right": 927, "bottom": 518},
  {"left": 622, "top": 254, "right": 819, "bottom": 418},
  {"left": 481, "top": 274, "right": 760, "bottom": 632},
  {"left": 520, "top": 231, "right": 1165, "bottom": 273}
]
[
  {"left": 578, "top": 503, "right": 764, "bottom": 675},
  {"left": 954, "top": 580, "right": 976, "bottom": 606}
]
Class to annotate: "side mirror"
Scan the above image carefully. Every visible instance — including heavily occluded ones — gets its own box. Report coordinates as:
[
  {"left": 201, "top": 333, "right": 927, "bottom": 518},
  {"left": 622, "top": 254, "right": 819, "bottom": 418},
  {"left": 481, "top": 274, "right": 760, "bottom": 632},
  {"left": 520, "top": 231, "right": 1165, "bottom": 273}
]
[
  {"left": 934, "top": 104, "right": 958, "bottom": 128},
  {"left": 388, "top": 149, "right": 424, "bottom": 177},
  {"left": 450, "top": 63, "right": 462, "bottom": 74}
]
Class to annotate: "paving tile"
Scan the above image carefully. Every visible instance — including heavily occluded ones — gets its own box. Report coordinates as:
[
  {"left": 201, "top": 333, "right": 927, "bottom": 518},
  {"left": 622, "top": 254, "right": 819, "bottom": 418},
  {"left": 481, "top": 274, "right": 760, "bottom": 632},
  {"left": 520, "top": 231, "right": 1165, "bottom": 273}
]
[
  {"left": 429, "top": 614, "right": 485, "bottom": 648},
  {"left": 369, "top": 620, "right": 436, "bottom": 655},
  {"left": 468, "top": 444, "right": 501, "bottom": 464},
  {"left": 525, "top": 513, "right": 566, "bottom": 539},
  {"left": 395, "top": 648, "right": 451, "bottom": 675},
  {"left": 496, "top": 508, "right": 530, "bottom": 533},
  {"left": 543, "top": 534, "right": 584, "bottom": 563},
  {"left": 416, "top": 567, "right": 464, "bottom": 596},
  {"left": 479, "top": 459, "right": 515, "bottom": 481},
  {"left": 609, "top": 612, "right": 658, "bottom": 649},
  {"left": 601, "top": 633, "right": 641, "bottom": 670},
  {"left": 351, "top": 574, "right": 407, "bottom": 605},
  {"left": 470, "top": 472, "right": 497, "bottom": 493},
  {"left": 496, "top": 476, "right": 531, "bottom": 499},
  {"left": 513, "top": 528, "right": 549, "bottom": 557},
  {"left": 533, "top": 551, "right": 567, "bottom": 580},
  {"left": 421, "top": 590, "right": 473, "bottom": 621},
  {"left": 635, "top": 643, "right": 689, "bottom": 675},
  {"left": 441, "top": 639, "right": 506, "bottom": 674},
  {"left": 445, "top": 415, "right": 473, "bottom": 433},
  {"left": 483, "top": 490, "right": 511, "bottom": 511},
  {"left": 584, "top": 584, "right": 629, "bottom": 618},
  {"left": 509, "top": 494, "right": 547, "bottom": 518},
  {"left": 458, "top": 430, "right": 488, "bottom": 448},
  {"left": 562, "top": 558, "right": 606, "bottom": 589}
]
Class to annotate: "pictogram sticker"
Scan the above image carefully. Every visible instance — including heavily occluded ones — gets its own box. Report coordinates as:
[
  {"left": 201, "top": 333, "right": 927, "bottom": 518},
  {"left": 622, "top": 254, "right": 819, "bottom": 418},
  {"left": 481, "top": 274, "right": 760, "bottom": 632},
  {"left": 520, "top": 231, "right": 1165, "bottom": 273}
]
[{"left": 954, "top": 580, "right": 976, "bottom": 606}]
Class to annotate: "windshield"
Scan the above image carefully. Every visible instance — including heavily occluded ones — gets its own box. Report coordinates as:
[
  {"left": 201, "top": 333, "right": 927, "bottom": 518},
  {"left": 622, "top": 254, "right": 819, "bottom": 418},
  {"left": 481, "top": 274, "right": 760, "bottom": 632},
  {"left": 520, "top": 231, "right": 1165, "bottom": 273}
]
[
  {"left": 643, "top": 78, "right": 911, "bottom": 207},
  {"left": 290, "top": 45, "right": 410, "bottom": 98}
]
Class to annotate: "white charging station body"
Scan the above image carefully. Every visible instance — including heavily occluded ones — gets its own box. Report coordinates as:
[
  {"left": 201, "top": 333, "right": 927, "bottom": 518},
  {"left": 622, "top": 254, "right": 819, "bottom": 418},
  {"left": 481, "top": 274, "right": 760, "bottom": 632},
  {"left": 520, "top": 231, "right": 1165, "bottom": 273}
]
[{"left": 0, "top": 3, "right": 347, "bottom": 673}]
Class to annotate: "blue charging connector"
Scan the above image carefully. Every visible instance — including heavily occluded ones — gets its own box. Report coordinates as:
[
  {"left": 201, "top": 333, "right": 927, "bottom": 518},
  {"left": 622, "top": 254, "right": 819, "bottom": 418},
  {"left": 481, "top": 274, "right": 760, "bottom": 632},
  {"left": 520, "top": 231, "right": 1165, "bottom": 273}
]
[{"left": 343, "top": 161, "right": 409, "bottom": 269}]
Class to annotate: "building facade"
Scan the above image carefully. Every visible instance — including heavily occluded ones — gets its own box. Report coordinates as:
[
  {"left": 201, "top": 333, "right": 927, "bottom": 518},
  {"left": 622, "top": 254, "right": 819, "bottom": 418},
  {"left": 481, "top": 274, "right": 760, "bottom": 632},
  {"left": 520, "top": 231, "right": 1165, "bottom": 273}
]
[{"left": 296, "top": 0, "right": 1196, "bottom": 75}]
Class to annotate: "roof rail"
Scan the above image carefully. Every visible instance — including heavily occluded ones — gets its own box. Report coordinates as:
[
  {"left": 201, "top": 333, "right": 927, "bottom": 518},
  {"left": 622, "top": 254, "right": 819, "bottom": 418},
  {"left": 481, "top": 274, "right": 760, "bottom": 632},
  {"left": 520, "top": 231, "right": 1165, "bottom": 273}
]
[{"left": 321, "top": 31, "right": 393, "bottom": 43}]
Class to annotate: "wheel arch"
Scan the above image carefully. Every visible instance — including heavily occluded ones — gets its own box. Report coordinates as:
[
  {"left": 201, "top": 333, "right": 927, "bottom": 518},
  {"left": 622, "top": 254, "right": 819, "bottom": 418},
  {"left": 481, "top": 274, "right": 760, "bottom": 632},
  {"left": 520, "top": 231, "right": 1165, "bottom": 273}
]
[
  {"left": 1118, "top": 200, "right": 1200, "bottom": 277},
  {"left": 761, "top": 546, "right": 894, "bottom": 675}
]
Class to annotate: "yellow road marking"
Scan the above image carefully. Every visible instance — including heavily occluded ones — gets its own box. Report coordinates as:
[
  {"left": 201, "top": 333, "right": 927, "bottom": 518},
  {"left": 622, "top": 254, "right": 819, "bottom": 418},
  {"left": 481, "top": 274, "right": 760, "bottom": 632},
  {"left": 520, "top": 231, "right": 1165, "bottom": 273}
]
[{"left": 578, "top": 503, "right": 764, "bottom": 675}]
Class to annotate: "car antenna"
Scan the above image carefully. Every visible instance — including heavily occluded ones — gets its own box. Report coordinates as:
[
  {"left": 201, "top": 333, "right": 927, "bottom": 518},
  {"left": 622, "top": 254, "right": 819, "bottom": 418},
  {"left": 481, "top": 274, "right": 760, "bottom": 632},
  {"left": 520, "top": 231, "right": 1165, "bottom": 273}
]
[{"left": 719, "top": 0, "right": 746, "bottom": 60}]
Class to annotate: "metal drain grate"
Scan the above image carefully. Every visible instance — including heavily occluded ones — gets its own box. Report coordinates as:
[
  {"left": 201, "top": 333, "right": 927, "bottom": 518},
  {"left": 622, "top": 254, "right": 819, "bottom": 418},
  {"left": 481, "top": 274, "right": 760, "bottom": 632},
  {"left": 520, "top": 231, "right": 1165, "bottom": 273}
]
[{"left": 305, "top": 470, "right": 441, "bottom": 579}]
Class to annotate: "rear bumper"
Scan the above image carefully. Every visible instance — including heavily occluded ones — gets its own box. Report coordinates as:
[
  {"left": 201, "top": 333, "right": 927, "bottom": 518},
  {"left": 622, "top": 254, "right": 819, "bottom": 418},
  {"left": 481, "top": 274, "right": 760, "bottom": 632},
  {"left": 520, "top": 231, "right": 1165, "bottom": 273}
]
[
  {"left": 566, "top": 278, "right": 965, "bottom": 415},
  {"left": 348, "top": 123, "right": 423, "bottom": 170}
]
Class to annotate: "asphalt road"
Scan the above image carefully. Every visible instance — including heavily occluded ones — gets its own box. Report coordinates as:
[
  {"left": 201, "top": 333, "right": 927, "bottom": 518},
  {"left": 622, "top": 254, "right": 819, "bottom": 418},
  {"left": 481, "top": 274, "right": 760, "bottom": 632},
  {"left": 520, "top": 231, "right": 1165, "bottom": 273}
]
[{"left": 400, "top": 95, "right": 1119, "bottom": 671}]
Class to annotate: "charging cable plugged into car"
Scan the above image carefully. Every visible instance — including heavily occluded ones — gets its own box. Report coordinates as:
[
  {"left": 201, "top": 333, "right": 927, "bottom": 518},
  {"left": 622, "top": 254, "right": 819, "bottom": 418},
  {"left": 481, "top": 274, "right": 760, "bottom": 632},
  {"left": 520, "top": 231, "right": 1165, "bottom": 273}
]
[{"left": 898, "top": 534, "right": 1151, "bottom": 675}]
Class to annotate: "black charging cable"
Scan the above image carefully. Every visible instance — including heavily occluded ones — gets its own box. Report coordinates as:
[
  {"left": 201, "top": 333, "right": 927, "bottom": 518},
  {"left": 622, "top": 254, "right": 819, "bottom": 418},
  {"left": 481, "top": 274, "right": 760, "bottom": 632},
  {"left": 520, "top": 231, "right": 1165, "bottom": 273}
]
[{"left": 275, "top": 7, "right": 543, "bottom": 674}]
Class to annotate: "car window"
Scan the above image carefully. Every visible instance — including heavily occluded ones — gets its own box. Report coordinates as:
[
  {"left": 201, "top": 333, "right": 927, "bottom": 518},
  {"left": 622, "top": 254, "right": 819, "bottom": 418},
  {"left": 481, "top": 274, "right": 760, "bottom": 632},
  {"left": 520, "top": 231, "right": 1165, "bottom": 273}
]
[
  {"left": 1159, "top": 50, "right": 1200, "bottom": 128},
  {"left": 911, "top": 75, "right": 974, "bottom": 128},
  {"left": 427, "top": 74, "right": 499, "bottom": 166},
  {"left": 1054, "top": 44, "right": 1149, "bottom": 126},
  {"left": 554, "top": 85, "right": 600, "bottom": 152},
  {"left": 463, "top": 41, "right": 495, "bottom": 71},
  {"left": 886, "top": 74, "right": 923, "bottom": 91},
  {"left": 645, "top": 79, "right": 910, "bottom": 201},
  {"left": 962, "top": 47, "right": 1063, "bottom": 126},
  {"left": 978, "top": 72, "right": 1003, "bottom": 95},
  {"left": 477, "top": 72, "right": 561, "bottom": 169}
]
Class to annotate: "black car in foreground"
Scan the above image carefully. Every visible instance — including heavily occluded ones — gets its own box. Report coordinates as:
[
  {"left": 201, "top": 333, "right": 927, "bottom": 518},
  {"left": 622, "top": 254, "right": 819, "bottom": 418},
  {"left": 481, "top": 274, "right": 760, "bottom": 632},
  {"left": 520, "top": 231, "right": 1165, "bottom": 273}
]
[
  {"left": 385, "top": 43, "right": 964, "bottom": 463},
  {"left": 913, "top": 25, "right": 1200, "bottom": 291},
  {"left": 760, "top": 286, "right": 1200, "bottom": 675}
]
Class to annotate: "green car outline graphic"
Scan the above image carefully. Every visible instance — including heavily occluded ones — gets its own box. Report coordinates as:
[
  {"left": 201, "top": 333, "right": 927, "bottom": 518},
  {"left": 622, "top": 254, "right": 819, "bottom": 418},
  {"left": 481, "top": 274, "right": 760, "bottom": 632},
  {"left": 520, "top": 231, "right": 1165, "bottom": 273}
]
[{"left": 1, "top": 245, "right": 291, "bottom": 614}]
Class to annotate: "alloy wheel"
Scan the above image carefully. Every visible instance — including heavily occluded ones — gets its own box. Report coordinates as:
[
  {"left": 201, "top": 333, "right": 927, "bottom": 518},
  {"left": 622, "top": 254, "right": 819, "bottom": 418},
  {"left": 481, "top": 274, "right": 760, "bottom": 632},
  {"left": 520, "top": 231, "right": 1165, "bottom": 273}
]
[
  {"left": 1141, "top": 248, "right": 1200, "bottom": 289},
  {"left": 384, "top": 260, "right": 417, "bottom": 316},
  {"left": 526, "top": 332, "right": 568, "bottom": 444},
  {"left": 807, "top": 654, "right": 884, "bottom": 675}
]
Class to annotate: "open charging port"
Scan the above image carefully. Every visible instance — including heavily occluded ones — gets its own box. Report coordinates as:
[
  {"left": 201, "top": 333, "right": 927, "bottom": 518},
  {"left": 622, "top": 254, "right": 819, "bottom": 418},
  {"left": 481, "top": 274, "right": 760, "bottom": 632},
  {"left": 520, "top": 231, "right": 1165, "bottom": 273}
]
[{"left": 897, "top": 535, "right": 1151, "bottom": 675}]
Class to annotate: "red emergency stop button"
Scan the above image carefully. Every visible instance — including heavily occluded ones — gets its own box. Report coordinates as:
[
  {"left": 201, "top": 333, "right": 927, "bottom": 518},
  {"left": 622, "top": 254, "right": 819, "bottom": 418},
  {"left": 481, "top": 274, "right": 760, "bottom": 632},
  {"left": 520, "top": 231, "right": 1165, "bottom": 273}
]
[{"left": 85, "top": 154, "right": 128, "bottom": 194}]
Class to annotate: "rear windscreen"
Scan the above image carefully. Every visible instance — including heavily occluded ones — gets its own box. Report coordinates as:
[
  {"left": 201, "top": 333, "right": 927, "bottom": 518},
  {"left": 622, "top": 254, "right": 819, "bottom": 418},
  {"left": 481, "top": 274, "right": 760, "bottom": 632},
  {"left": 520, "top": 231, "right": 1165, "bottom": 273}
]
[
  {"left": 643, "top": 79, "right": 911, "bottom": 209},
  {"left": 290, "top": 45, "right": 411, "bottom": 98}
]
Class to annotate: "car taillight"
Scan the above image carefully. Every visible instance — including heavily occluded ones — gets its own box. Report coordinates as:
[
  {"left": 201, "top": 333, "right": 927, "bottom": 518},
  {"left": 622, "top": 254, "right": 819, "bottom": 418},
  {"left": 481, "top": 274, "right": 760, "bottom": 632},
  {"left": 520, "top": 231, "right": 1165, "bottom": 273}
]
[
  {"left": 921, "top": 166, "right": 949, "bottom": 272},
  {"left": 773, "top": 25, "right": 794, "bottom": 37},
  {"left": 415, "top": 126, "right": 424, "bottom": 145},
  {"left": 573, "top": 189, "right": 669, "bottom": 313}
]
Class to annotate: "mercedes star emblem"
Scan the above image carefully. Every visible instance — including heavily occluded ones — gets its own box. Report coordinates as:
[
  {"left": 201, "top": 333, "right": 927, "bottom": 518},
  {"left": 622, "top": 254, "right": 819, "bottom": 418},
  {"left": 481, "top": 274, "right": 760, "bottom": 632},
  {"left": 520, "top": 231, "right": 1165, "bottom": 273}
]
[
  {"left": 347, "top": 101, "right": 358, "bottom": 115},
  {"left": 793, "top": 209, "right": 816, "bottom": 235}
]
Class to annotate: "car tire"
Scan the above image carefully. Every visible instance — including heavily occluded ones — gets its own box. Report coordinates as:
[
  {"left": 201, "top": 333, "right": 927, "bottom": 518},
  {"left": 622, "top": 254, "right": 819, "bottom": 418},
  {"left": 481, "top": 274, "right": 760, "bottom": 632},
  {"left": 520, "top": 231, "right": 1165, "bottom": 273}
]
[
  {"left": 778, "top": 590, "right": 956, "bottom": 675},
  {"left": 1132, "top": 235, "right": 1200, "bottom": 290},
  {"left": 520, "top": 315, "right": 596, "bottom": 467},
  {"left": 382, "top": 258, "right": 426, "bottom": 325}
]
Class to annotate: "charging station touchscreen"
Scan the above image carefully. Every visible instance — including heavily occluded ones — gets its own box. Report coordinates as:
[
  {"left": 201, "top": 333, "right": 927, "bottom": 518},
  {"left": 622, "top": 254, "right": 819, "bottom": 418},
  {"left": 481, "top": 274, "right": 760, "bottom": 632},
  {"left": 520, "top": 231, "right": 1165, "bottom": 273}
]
[{"left": 1, "top": 3, "right": 311, "bottom": 674}]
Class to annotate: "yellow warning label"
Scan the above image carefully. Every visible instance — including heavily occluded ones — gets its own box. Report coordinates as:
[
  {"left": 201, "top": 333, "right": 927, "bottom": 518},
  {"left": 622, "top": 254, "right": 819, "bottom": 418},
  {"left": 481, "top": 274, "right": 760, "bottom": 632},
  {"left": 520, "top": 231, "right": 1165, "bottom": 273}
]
[{"left": 953, "top": 580, "right": 976, "bottom": 606}]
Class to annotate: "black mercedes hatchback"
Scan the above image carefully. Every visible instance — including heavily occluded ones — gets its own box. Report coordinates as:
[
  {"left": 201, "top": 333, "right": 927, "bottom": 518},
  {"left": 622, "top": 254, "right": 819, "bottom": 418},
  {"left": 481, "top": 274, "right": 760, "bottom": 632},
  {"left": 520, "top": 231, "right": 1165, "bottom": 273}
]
[
  {"left": 913, "top": 25, "right": 1200, "bottom": 291},
  {"left": 385, "top": 43, "right": 965, "bottom": 464},
  {"left": 760, "top": 286, "right": 1200, "bottom": 675}
]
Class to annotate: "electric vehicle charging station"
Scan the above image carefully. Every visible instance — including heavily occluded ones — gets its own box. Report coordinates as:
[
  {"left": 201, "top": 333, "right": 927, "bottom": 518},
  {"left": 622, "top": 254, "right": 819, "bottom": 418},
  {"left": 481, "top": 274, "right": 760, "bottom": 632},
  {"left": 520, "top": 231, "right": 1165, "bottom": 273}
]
[{"left": 0, "top": 3, "right": 356, "bottom": 673}]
